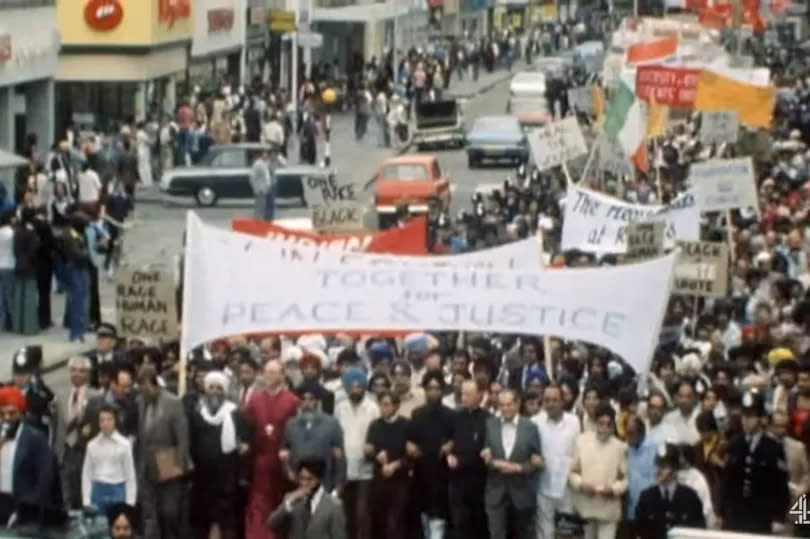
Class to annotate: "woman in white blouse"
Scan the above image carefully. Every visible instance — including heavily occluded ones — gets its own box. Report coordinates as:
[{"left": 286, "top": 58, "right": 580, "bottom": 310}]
[{"left": 81, "top": 405, "right": 137, "bottom": 512}]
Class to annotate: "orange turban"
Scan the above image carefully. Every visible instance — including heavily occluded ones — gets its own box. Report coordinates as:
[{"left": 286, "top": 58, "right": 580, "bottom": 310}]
[{"left": 0, "top": 387, "right": 27, "bottom": 413}]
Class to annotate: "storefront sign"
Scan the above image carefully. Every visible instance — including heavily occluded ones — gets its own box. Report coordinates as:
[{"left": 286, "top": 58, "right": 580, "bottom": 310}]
[
  {"left": 0, "top": 35, "right": 10, "bottom": 62},
  {"left": 207, "top": 8, "right": 235, "bottom": 32},
  {"left": 635, "top": 65, "right": 701, "bottom": 108},
  {"left": 159, "top": 0, "right": 191, "bottom": 28},
  {"left": 84, "top": 0, "right": 124, "bottom": 31}
]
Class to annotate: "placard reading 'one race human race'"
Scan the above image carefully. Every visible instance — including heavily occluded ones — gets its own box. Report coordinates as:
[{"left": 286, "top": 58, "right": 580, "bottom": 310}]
[{"left": 116, "top": 267, "right": 178, "bottom": 339}]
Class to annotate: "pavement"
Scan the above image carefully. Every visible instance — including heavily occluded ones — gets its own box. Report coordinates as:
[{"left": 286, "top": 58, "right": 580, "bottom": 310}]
[{"left": 0, "top": 60, "right": 528, "bottom": 390}]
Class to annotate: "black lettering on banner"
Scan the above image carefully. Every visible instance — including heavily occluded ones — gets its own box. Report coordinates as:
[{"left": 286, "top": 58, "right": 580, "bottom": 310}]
[
  {"left": 390, "top": 301, "right": 418, "bottom": 323},
  {"left": 115, "top": 267, "right": 177, "bottom": 339}
]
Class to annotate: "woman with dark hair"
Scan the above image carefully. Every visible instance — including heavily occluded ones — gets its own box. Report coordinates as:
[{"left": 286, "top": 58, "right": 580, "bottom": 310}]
[
  {"left": 558, "top": 376, "right": 580, "bottom": 413},
  {"left": 693, "top": 410, "right": 726, "bottom": 513},
  {"left": 107, "top": 502, "right": 138, "bottom": 539},
  {"left": 368, "top": 372, "right": 391, "bottom": 404},
  {"left": 11, "top": 206, "right": 40, "bottom": 335}
]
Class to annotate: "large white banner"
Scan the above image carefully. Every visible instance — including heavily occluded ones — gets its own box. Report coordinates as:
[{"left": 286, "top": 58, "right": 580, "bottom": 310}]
[
  {"left": 183, "top": 213, "right": 677, "bottom": 375},
  {"left": 562, "top": 185, "right": 700, "bottom": 254}
]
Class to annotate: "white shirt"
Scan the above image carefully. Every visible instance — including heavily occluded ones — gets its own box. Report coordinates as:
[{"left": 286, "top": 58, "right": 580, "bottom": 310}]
[
  {"left": 0, "top": 427, "right": 19, "bottom": 494},
  {"left": 0, "top": 226, "right": 13, "bottom": 271},
  {"left": 663, "top": 408, "right": 700, "bottom": 445},
  {"left": 335, "top": 396, "right": 379, "bottom": 480},
  {"left": 678, "top": 467, "right": 716, "bottom": 527},
  {"left": 533, "top": 410, "right": 581, "bottom": 499},
  {"left": 77, "top": 169, "right": 102, "bottom": 204},
  {"left": 81, "top": 431, "right": 137, "bottom": 506},
  {"left": 441, "top": 393, "right": 458, "bottom": 410},
  {"left": 501, "top": 417, "right": 518, "bottom": 458},
  {"left": 645, "top": 420, "right": 679, "bottom": 447}
]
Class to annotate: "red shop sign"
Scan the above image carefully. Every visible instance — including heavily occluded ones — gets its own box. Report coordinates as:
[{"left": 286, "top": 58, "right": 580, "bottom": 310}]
[
  {"left": 158, "top": 0, "right": 191, "bottom": 27},
  {"left": 635, "top": 65, "right": 702, "bottom": 109},
  {"left": 84, "top": 0, "right": 124, "bottom": 31}
]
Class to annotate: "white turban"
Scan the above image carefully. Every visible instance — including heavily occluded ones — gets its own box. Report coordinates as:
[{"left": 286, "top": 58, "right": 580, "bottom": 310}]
[{"left": 204, "top": 371, "right": 230, "bottom": 393}]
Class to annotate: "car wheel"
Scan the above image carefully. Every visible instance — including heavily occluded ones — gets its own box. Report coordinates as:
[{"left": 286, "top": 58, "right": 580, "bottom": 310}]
[
  {"left": 468, "top": 154, "right": 477, "bottom": 168},
  {"left": 416, "top": 143, "right": 426, "bottom": 152},
  {"left": 195, "top": 186, "right": 218, "bottom": 207}
]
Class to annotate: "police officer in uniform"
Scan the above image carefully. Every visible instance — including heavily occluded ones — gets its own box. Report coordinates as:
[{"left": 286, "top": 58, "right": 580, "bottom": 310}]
[
  {"left": 11, "top": 346, "right": 57, "bottom": 447},
  {"left": 719, "top": 390, "right": 790, "bottom": 534},
  {"left": 86, "top": 322, "right": 124, "bottom": 388},
  {"left": 635, "top": 443, "right": 706, "bottom": 539}
]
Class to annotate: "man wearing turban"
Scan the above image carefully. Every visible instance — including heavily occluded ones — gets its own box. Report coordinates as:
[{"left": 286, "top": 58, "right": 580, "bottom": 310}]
[{"left": 0, "top": 386, "right": 62, "bottom": 526}]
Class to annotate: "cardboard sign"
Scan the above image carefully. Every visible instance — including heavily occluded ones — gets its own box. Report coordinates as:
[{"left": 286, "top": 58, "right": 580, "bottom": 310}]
[
  {"left": 673, "top": 241, "right": 729, "bottom": 298},
  {"left": 302, "top": 174, "right": 363, "bottom": 206},
  {"left": 699, "top": 110, "right": 740, "bottom": 145},
  {"left": 690, "top": 157, "right": 759, "bottom": 213},
  {"left": 561, "top": 185, "right": 700, "bottom": 254},
  {"left": 596, "top": 132, "right": 633, "bottom": 177},
  {"left": 625, "top": 222, "right": 665, "bottom": 262},
  {"left": 528, "top": 117, "right": 588, "bottom": 170},
  {"left": 635, "top": 66, "right": 701, "bottom": 108},
  {"left": 116, "top": 267, "right": 177, "bottom": 339},
  {"left": 312, "top": 201, "right": 366, "bottom": 234},
  {"left": 567, "top": 87, "right": 594, "bottom": 115}
]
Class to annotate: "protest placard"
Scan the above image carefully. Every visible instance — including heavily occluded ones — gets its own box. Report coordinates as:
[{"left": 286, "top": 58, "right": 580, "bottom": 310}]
[
  {"left": 311, "top": 200, "right": 366, "bottom": 234},
  {"left": 184, "top": 212, "right": 678, "bottom": 377},
  {"left": 567, "top": 87, "right": 594, "bottom": 115},
  {"left": 635, "top": 65, "right": 701, "bottom": 108},
  {"left": 596, "top": 132, "right": 633, "bottom": 177},
  {"left": 561, "top": 185, "right": 700, "bottom": 254},
  {"left": 699, "top": 110, "right": 739, "bottom": 145},
  {"left": 673, "top": 241, "right": 729, "bottom": 298},
  {"left": 116, "top": 266, "right": 177, "bottom": 339},
  {"left": 690, "top": 157, "right": 759, "bottom": 213},
  {"left": 625, "top": 222, "right": 665, "bottom": 262},
  {"left": 302, "top": 173, "right": 363, "bottom": 206},
  {"left": 527, "top": 117, "right": 588, "bottom": 170}
]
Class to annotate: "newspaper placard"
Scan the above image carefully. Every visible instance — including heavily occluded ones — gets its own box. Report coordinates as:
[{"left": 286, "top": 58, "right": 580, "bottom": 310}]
[
  {"left": 116, "top": 267, "right": 177, "bottom": 339},
  {"left": 302, "top": 173, "right": 363, "bottom": 206},
  {"left": 312, "top": 201, "right": 366, "bottom": 234},
  {"left": 597, "top": 132, "right": 633, "bottom": 177},
  {"left": 528, "top": 117, "right": 588, "bottom": 170},
  {"left": 567, "top": 87, "right": 594, "bottom": 115},
  {"left": 625, "top": 222, "right": 665, "bottom": 262},
  {"left": 561, "top": 185, "right": 700, "bottom": 254},
  {"left": 690, "top": 157, "right": 759, "bottom": 213},
  {"left": 673, "top": 241, "right": 729, "bottom": 298},
  {"left": 699, "top": 110, "right": 740, "bottom": 145}
]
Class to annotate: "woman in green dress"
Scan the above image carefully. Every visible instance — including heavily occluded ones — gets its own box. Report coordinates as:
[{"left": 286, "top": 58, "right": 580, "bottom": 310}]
[{"left": 12, "top": 206, "right": 40, "bottom": 335}]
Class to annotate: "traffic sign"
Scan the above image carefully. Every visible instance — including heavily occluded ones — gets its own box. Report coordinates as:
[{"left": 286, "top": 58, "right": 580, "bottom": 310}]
[
  {"left": 297, "top": 31, "right": 323, "bottom": 48},
  {"left": 269, "top": 10, "right": 296, "bottom": 32}
]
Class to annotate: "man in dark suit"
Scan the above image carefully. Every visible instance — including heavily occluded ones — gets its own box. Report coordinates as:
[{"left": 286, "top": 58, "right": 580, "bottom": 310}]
[
  {"left": 83, "top": 365, "right": 139, "bottom": 442},
  {"left": 482, "top": 389, "right": 542, "bottom": 539},
  {"left": 267, "top": 458, "right": 347, "bottom": 539},
  {"left": 0, "top": 385, "right": 64, "bottom": 526},
  {"left": 635, "top": 443, "right": 705, "bottom": 539},
  {"left": 86, "top": 323, "right": 124, "bottom": 388},
  {"left": 11, "top": 346, "right": 57, "bottom": 446},
  {"left": 719, "top": 390, "right": 790, "bottom": 534}
]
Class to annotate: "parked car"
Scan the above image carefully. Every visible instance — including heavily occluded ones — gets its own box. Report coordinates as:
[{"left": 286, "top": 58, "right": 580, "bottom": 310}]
[
  {"left": 412, "top": 99, "right": 465, "bottom": 149},
  {"left": 372, "top": 155, "right": 451, "bottom": 217},
  {"left": 466, "top": 115, "right": 528, "bottom": 167}
]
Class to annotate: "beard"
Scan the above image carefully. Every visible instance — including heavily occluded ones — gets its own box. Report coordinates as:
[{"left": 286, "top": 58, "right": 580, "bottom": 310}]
[{"left": 204, "top": 395, "right": 224, "bottom": 414}]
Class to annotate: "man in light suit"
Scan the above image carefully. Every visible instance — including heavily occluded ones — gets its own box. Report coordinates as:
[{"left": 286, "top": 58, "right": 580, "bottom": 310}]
[
  {"left": 54, "top": 356, "right": 101, "bottom": 509},
  {"left": 136, "top": 365, "right": 191, "bottom": 539},
  {"left": 482, "top": 389, "right": 542, "bottom": 539},
  {"left": 267, "top": 458, "right": 347, "bottom": 539}
]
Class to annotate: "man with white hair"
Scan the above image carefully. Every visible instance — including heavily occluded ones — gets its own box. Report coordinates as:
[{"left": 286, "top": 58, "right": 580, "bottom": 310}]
[
  {"left": 189, "top": 370, "right": 251, "bottom": 539},
  {"left": 55, "top": 355, "right": 101, "bottom": 509}
]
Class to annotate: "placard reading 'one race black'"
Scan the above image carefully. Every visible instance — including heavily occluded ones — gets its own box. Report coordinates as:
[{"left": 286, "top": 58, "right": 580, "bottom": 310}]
[
  {"left": 116, "top": 267, "right": 178, "bottom": 339},
  {"left": 303, "top": 174, "right": 361, "bottom": 206}
]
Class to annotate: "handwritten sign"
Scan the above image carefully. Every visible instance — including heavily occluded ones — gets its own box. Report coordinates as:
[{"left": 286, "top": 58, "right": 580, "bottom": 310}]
[
  {"left": 312, "top": 201, "right": 366, "bottom": 234},
  {"left": 303, "top": 174, "right": 362, "bottom": 206},
  {"left": 673, "top": 241, "right": 729, "bottom": 298},
  {"left": 596, "top": 132, "right": 633, "bottom": 177},
  {"left": 625, "top": 222, "right": 665, "bottom": 262},
  {"left": 690, "top": 157, "right": 758, "bottom": 213},
  {"left": 567, "top": 87, "right": 594, "bottom": 115},
  {"left": 527, "top": 117, "right": 588, "bottom": 170},
  {"left": 699, "top": 110, "right": 739, "bottom": 145},
  {"left": 561, "top": 185, "right": 700, "bottom": 254},
  {"left": 116, "top": 267, "right": 177, "bottom": 339}
]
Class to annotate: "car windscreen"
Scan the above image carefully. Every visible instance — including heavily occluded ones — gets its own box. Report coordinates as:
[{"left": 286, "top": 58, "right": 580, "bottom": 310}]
[{"left": 381, "top": 164, "right": 430, "bottom": 181}]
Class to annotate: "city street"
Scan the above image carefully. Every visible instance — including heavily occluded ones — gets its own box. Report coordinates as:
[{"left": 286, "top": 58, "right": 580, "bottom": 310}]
[{"left": 8, "top": 68, "right": 527, "bottom": 390}]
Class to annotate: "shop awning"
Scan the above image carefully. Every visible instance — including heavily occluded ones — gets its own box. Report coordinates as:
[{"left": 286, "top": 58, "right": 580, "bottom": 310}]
[
  {"left": 0, "top": 149, "right": 27, "bottom": 169},
  {"left": 313, "top": 2, "right": 410, "bottom": 23}
]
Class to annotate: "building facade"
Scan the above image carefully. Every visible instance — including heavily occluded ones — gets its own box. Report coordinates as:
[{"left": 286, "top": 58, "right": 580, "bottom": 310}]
[
  {"left": 189, "top": 0, "right": 247, "bottom": 92},
  {"left": 55, "top": 0, "right": 193, "bottom": 136},
  {"left": 0, "top": 0, "right": 60, "bottom": 155}
]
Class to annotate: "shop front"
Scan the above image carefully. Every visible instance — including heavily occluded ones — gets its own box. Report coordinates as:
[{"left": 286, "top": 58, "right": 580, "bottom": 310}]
[
  {"left": 190, "top": 0, "right": 246, "bottom": 92},
  {"left": 0, "top": 5, "right": 60, "bottom": 156},
  {"left": 460, "top": 0, "right": 490, "bottom": 35},
  {"left": 55, "top": 0, "right": 193, "bottom": 135},
  {"left": 245, "top": 1, "right": 270, "bottom": 85}
]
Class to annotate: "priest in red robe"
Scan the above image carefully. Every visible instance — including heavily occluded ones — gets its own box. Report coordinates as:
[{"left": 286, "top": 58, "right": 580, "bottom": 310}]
[{"left": 244, "top": 359, "right": 299, "bottom": 539}]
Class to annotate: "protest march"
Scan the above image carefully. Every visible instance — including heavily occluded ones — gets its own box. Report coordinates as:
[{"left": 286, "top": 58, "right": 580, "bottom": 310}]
[{"left": 2, "top": 4, "right": 810, "bottom": 539}]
